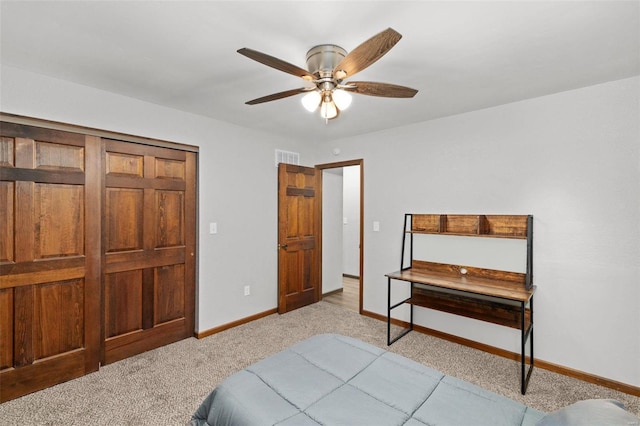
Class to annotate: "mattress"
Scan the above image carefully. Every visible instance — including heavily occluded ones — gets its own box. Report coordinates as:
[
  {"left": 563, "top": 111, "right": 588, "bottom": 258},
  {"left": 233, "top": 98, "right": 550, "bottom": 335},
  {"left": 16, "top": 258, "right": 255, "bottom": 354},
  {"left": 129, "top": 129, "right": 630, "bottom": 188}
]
[{"left": 191, "top": 333, "right": 546, "bottom": 426}]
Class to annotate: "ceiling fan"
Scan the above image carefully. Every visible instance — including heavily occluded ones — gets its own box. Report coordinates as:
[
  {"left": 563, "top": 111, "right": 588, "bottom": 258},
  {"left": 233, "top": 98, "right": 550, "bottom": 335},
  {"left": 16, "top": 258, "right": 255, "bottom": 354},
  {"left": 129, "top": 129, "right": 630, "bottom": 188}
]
[{"left": 237, "top": 28, "right": 418, "bottom": 121}]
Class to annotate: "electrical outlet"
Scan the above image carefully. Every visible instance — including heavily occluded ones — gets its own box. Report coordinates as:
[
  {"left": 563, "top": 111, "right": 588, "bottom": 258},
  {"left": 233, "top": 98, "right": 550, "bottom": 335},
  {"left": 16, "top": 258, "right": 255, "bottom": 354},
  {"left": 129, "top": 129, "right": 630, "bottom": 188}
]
[{"left": 244, "top": 285, "right": 250, "bottom": 296}]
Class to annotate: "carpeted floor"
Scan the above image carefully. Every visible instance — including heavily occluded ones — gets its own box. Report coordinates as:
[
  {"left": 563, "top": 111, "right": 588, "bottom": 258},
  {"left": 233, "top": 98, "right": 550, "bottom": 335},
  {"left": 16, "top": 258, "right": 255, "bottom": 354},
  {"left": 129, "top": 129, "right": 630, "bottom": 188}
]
[{"left": 1, "top": 301, "right": 638, "bottom": 425}]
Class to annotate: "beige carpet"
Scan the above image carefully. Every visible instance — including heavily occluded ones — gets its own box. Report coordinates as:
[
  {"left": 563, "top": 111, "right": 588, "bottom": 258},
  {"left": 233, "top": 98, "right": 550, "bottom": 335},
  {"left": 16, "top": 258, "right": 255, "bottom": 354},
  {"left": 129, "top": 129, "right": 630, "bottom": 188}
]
[{"left": 1, "top": 301, "right": 638, "bottom": 425}]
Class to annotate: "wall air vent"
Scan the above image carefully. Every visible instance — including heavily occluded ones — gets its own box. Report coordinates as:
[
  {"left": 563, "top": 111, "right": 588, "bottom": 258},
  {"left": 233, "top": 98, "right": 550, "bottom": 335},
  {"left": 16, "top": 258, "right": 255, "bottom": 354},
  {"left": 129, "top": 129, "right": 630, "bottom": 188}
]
[{"left": 275, "top": 149, "right": 300, "bottom": 167}]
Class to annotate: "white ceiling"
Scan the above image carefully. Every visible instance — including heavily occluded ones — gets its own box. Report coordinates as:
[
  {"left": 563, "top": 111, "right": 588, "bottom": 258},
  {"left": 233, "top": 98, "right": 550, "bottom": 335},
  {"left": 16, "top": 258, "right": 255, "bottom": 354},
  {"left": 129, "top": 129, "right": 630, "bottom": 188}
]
[{"left": 1, "top": 1, "right": 638, "bottom": 143}]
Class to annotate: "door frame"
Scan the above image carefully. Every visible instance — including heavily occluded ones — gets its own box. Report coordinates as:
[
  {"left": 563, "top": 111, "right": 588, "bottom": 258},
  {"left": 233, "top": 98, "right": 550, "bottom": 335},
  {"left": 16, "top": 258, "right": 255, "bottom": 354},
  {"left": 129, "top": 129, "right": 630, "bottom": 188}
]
[{"left": 316, "top": 159, "right": 364, "bottom": 314}]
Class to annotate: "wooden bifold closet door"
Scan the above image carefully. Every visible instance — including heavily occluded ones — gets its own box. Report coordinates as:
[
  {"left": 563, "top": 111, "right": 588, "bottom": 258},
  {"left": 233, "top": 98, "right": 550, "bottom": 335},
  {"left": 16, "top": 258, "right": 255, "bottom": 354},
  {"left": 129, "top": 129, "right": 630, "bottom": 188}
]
[
  {"left": 0, "top": 119, "right": 196, "bottom": 401},
  {"left": 102, "top": 139, "right": 195, "bottom": 364},
  {"left": 0, "top": 123, "right": 101, "bottom": 401}
]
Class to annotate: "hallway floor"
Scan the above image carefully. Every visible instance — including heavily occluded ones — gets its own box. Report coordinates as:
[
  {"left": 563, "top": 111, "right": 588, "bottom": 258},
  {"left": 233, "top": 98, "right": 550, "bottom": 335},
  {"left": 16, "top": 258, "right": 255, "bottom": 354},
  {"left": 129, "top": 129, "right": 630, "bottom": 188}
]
[{"left": 323, "top": 276, "right": 359, "bottom": 312}]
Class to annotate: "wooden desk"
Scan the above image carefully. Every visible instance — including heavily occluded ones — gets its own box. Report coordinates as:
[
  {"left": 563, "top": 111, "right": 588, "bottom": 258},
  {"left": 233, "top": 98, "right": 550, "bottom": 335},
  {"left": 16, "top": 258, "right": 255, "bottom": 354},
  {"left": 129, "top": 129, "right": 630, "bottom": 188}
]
[{"left": 386, "top": 261, "right": 535, "bottom": 394}]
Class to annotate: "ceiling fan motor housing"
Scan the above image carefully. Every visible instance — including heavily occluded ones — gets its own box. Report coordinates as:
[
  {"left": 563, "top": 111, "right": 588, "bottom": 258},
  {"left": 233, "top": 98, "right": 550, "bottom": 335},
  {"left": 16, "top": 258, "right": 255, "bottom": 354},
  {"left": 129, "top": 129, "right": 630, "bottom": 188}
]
[{"left": 306, "top": 45, "right": 347, "bottom": 79}]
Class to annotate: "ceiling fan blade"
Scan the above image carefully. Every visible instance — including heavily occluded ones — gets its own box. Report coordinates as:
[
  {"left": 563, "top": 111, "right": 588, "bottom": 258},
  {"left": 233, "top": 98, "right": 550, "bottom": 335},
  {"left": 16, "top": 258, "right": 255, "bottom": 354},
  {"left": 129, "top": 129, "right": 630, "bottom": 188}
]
[
  {"left": 333, "top": 28, "right": 403, "bottom": 80},
  {"left": 343, "top": 81, "right": 418, "bottom": 98},
  {"left": 238, "top": 48, "right": 316, "bottom": 81},
  {"left": 245, "top": 88, "right": 310, "bottom": 105}
]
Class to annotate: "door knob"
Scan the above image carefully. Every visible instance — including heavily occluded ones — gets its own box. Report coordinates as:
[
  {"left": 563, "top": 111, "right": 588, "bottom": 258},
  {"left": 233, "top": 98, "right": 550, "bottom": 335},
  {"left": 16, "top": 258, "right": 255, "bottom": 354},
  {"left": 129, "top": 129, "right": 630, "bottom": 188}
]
[{"left": 278, "top": 243, "right": 288, "bottom": 250}]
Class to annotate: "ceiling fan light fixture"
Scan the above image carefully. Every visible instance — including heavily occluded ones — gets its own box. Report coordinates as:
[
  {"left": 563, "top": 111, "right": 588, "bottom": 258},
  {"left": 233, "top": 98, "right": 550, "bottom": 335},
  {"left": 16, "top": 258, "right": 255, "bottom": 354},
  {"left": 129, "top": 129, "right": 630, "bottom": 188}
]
[
  {"left": 238, "top": 28, "right": 418, "bottom": 122},
  {"left": 332, "top": 89, "right": 352, "bottom": 110},
  {"left": 320, "top": 98, "right": 338, "bottom": 120},
  {"left": 301, "top": 90, "right": 321, "bottom": 112}
]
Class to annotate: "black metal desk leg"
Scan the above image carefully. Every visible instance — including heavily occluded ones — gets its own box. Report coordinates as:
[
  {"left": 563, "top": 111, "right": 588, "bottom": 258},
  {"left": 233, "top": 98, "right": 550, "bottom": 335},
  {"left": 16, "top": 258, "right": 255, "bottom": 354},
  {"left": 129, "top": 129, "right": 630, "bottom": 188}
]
[
  {"left": 410, "top": 283, "right": 414, "bottom": 331},
  {"left": 387, "top": 277, "right": 391, "bottom": 345},
  {"left": 529, "top": 296, "right": 534, "bottom": 372},
  {"left": 520, "top": 297, "right": 534, "bottom": 394},
  {"left": 521, "top": 301, "right": 526, "bottom": 394},
  {"left": 387, "top": 277, "right": 413, "bottom": 346}
]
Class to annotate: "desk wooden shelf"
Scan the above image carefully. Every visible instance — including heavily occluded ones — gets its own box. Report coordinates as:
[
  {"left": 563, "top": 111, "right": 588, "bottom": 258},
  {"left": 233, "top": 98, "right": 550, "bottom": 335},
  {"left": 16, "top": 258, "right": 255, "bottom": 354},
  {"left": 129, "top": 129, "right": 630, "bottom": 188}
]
[
  {"left": 386, "top": 214, "right": 535, "bottom": 394},
  {"left": 410, "top": 214, "right": 529, "bottom": 238}
]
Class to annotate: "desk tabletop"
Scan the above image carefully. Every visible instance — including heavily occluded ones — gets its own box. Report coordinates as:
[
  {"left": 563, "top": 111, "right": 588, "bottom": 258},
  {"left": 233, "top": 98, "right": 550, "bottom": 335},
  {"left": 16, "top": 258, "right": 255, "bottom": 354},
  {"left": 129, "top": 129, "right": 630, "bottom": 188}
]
[{"left": 386, "top": 268, "right": 535, "bottom": 302}]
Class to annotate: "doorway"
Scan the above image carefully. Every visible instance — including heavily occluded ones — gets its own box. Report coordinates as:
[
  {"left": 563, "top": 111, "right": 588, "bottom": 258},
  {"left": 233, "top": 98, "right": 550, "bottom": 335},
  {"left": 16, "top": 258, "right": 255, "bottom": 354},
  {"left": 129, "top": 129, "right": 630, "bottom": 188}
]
[{"left": 317, "top": 160, "right": 363, "bottom": 314}]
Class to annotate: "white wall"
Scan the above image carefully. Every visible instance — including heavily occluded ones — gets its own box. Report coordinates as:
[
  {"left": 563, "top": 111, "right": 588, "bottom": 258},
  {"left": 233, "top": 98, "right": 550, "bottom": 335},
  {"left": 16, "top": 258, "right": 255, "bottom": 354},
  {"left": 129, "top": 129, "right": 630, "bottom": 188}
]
[
  {"left": 312, "top": 76, "right": 640, "bottom": 387},
  {"left": 3, "top": 63, "right": 638, "bottom": 388},
  {"left": 0, "top": 64, "right": 314, "bottom": 333},
  {"left": 342, "top": 165, "right": 360, "bottom": 277},
  {"left": 322, "top": 169, "right": 343, "bottom": 294}
]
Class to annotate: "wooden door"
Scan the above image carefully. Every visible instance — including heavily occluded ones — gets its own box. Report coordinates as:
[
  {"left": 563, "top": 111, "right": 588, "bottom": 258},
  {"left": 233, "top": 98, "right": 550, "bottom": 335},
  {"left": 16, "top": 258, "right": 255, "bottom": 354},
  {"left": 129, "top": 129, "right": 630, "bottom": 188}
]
[
  {"left": 102, "top": 139, "right": 195, "bottom": 364},
  {"left": 0, "top": 123, "right": 101, "bottom": 401},
  {"left": 277, "top": 164, "right": 321, "bottom": 313}
]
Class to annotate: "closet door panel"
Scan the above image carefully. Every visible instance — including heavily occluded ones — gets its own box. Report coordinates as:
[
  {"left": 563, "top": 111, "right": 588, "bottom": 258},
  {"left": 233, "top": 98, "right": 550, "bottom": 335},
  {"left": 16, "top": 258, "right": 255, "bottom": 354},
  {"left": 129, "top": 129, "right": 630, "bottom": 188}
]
[
  {"left": 0, "top": 288, "right": 13, "bottom": 370},
  {"left": 0, "top": 123, "right": 100, "bottom": 402},
  {"left": 0, "top": 181, "right": 14, "bottom": 263},
  {"left": 156, "top": 190, "right": 184, "bottom": 248},
  {"left": 34, "top": 183, "right": 84, "bottom": 258},
  {"left": 104, "top": 270, "right": 143, "bottom": 338},
  {"left": 33, "top": 279, "right": 84, "bottom": 359},
  {"left": 102, "top": 139, "right": 195, "bottom": 364},
  {"left": 105, "top": 187, "right": 144, "bottom": 252},
  {"left": 155, "top": 264, "right": 185, "bottom": 324}
]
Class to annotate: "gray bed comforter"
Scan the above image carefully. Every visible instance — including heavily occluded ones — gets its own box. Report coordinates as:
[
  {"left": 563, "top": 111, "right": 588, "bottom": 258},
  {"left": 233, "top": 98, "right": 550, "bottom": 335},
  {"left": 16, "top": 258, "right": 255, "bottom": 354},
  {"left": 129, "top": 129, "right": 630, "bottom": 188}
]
[{"left": 191, "top": 333, "right": 546, "bottom": 425}]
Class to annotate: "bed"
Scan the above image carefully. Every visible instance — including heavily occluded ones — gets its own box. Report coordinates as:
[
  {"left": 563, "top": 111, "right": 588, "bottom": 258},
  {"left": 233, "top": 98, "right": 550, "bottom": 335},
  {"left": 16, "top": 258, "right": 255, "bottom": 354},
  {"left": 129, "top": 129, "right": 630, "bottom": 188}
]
[{"left": 191, "top": 333, "right": 638, "bottom": 426}]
